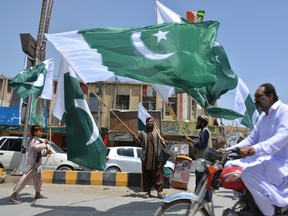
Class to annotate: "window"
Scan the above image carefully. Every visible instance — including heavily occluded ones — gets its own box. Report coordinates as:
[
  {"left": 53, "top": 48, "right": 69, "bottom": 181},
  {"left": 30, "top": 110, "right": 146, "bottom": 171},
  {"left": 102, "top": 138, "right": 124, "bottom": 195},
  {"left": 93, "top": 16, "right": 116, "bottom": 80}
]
[
  {"left": 142, "top": 97, "right": 156, "bottom": 110},
  {"left": 136, "top": 149, "right": 142, "bottom": 158},
  {"left": 165, "top": 96, "right": 177, "bottom": 116},
  {"left": 0, "top": 138, "right": 22, "bottom": 151},
  {"left": 117, "top": 148, "right": 134, "bottom": 157},
  {"left": 142, "top": 85, "right": 156, "bottom": 110},
  {"left": 0, "top": 138, "right": 8, "bottom": 150},
  {"left": 88, "top": 93, "right": 99, "bottom": 111},
  {"left": 8, "top": 139, "right": 22, "bottom": 151},
  {"left": 116, "top": 95, "right": 129, "bottom": 109}
]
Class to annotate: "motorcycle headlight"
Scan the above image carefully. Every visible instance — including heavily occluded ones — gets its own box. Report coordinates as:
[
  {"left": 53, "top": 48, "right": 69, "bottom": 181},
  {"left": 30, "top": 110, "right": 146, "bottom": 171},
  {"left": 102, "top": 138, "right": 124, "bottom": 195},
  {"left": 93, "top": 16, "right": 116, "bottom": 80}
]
[{"left": 196, "top": 158, "right": 206, "bottom": 172}]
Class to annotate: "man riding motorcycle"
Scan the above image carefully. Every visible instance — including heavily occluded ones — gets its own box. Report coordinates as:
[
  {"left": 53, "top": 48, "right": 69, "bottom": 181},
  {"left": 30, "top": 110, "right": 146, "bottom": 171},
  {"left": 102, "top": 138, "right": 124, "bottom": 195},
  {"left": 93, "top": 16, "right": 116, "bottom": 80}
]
[{"left": 225, "top": 83, "right": 288, "bottom": 216}]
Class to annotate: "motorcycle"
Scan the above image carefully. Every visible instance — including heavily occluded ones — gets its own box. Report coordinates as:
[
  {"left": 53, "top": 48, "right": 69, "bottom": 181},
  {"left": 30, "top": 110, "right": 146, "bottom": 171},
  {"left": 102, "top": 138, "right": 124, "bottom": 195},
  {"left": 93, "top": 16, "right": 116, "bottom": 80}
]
[{"left": 155, "top": 147, "right": 288, "bottom": 216}]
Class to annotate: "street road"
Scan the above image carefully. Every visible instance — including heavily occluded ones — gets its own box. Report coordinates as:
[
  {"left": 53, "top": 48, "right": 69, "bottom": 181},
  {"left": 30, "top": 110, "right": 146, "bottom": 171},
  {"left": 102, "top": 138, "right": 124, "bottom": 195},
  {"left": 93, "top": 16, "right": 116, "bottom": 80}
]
[{"left": 0, "top": 174, "right": 237, "bottom": 215}]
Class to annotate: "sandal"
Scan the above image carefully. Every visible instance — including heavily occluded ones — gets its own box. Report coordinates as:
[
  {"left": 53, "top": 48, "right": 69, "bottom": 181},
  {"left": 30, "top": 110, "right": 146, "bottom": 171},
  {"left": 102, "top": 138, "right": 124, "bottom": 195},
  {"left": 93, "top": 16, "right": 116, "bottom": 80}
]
[
  {"left": 157, "top": 193, "right": 166, "bottom": 199},
  {"left": 9, "top": 198, "right": 21, "bottom": 205},
  {"left": 35, "top": 195, "right": 48, "bottom": 199},
  {"left": 143, "top": 193, "right": 151, "bottom": 199}
]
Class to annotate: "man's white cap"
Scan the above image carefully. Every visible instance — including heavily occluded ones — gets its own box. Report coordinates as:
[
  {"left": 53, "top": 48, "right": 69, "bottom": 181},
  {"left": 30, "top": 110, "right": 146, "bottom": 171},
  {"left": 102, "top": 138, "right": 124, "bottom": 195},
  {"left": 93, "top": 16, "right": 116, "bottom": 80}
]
[{"left": 200, "top": 115, "right": 209, "bottom": 123}]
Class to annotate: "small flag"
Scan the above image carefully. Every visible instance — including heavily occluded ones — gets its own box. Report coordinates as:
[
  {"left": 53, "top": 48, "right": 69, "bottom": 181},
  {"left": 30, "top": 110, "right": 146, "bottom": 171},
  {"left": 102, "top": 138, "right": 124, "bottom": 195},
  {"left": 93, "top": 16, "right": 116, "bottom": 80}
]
[
  {"left": 234, "top": 78, "right": 259, "bottom": 129},
  {"left": 186, "top": 10, "right": 205, "bottom": 23},
  {"left": 9, "top": 59, "right": 54, "bottom": 100},
  {"left": 138, "top": 103, "right": 151, "bottom": 131}
]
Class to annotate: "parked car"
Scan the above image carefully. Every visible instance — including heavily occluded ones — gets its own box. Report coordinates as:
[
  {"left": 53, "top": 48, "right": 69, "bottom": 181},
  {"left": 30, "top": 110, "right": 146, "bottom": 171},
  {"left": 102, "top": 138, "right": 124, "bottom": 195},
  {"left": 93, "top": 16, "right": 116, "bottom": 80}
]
[
  {"left": 106, "top": 146, "right": 175, "bottom": 173},
  {"left": 0, "top": 136, "right": 84, "bottom": 171}
]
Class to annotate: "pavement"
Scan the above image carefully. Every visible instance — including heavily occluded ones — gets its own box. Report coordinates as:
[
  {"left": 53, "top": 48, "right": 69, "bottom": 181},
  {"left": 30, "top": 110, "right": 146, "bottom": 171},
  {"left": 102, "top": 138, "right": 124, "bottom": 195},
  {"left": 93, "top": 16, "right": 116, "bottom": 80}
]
[{"left": 0, "top": 173, "right": 237, "bottom": 215}]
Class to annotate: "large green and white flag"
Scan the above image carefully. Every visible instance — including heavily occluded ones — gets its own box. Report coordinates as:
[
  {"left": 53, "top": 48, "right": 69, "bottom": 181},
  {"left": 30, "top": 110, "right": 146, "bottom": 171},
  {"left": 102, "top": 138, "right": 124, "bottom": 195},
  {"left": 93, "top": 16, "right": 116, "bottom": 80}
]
[
  {"left": 154, "top": 1, "right": 241, "bottom": 120},
  {"left": 234, "top": 78, "right": 259, "bottom": 129},
  {"left": 9, "top": 58, "right": 54, "bottom": 100},
  {"left": 152, "top": 0, "right": 202, "bottom": 103},
  {"left": 138, "top": 103, "right": 151, "bottom": 131},
  {"left": 52, "top": 59, "right": 106, "bottom": 170},
  {"left": 46, "top": 21, "right": 219, "bottom": 88}
]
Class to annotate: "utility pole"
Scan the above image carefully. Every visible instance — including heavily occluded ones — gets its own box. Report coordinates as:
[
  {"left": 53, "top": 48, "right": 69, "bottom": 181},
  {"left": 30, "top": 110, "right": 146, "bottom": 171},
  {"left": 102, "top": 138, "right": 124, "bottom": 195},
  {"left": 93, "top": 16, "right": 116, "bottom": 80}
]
[
  {"left": 0, "top": 74, "right": 6, "bottom": 106},
  {"left": 16, "top": 0, "right": 54, "bottom": 174}
]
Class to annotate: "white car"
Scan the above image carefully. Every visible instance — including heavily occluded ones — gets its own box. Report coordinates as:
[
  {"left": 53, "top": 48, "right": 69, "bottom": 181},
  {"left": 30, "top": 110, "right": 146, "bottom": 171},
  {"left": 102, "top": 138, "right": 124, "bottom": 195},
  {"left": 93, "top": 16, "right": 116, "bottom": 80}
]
[
  {"left": 106, "top": 146, "right": 175, "bottom": 173},
  {"left": 0, "top": 136, "right": 84, "bottom": 171}
]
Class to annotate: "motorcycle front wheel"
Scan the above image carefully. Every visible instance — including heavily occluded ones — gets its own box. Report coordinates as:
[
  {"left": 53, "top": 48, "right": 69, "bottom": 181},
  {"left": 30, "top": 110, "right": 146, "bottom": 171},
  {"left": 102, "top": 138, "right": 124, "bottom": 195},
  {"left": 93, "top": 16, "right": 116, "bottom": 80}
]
[{"left": 155, "top": 199, "right": 210, "bottom": 216}]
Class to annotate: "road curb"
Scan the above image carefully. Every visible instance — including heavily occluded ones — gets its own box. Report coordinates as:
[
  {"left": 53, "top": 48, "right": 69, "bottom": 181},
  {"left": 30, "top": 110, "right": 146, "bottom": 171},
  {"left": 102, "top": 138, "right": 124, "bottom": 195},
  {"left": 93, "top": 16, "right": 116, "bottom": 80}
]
[
  {"left": 42, "top": 170, "right": 171, "bottom": 188},
  {"left": 2, "top": 169, "right": 171, "bottom": 188},
  {"left": 42, "top": 170, "right": 144, "bottom": 187}
]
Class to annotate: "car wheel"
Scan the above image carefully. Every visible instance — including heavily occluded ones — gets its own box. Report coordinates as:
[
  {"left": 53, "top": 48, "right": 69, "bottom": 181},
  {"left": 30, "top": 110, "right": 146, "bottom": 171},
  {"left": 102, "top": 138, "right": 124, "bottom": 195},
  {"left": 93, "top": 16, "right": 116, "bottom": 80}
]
[
  {"left": 106, "top": 167, "right": 120, "bottom": 172},
  {"left": 57, "top": 166, "right": 73, "bottom": 171}
]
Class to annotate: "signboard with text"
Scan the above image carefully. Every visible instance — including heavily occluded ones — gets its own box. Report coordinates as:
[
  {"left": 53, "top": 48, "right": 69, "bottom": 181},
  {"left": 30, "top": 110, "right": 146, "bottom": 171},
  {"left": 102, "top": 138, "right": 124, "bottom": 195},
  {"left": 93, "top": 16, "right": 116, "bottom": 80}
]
[{"left": 161, "top": 121, "right": 219, "bottom": 139}]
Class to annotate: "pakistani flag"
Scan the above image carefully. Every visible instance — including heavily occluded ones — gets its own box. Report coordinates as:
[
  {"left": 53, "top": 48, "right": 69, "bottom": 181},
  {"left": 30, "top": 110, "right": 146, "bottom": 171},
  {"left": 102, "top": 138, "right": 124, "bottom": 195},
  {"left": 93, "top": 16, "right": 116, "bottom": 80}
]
[
  {"left": 46, "top": 21, "right": 219, "bottom": 89},
  {"left": 52, "top": 59, "right": 106, "bottom": 170},
  {"left": 154, "top": 1, "right": 241, "bottom": 120},
  {"left": 9, "top": 59, "right": 54, "bottom": 100},
  {"left": 234, "top": 78, "right": 259, "bottom": 129},
  {"left": 138, "top": 103, "right": 151, "bottom": 131},
  {"left": 183, "top": 41, "right": 239, "bottom": 107},
  {"left": 28, "top": 94, "right": 48, "bottom": 127}
]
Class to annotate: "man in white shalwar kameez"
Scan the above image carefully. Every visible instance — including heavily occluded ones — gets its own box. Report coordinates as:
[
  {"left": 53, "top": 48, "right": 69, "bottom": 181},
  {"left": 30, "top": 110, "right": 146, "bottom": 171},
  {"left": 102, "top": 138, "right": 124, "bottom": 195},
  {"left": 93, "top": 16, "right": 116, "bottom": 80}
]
[{"left": 227, "top": 83, "right": 288, "bottom": 216}]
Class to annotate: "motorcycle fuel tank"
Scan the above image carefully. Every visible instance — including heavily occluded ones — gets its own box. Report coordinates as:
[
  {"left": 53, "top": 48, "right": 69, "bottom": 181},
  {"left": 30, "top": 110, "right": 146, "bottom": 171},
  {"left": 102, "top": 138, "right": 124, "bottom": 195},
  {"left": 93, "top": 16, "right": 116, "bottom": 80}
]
[{"left": 220, "top": 167, "right": 246, "bottom": 190}]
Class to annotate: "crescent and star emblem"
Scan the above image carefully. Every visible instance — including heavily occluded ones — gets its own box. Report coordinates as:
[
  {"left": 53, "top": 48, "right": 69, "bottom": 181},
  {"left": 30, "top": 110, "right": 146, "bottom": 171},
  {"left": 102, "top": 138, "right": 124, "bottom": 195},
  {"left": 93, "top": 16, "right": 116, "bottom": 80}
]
[
  {"left": 74, "top": 98, "right": 99, "bottom": 146},
  {"left": 25, "top": 73, "right": 45, "bottom": 87},
  {"left": 131, "top": 30, "right": 175, "bottom": 60}
]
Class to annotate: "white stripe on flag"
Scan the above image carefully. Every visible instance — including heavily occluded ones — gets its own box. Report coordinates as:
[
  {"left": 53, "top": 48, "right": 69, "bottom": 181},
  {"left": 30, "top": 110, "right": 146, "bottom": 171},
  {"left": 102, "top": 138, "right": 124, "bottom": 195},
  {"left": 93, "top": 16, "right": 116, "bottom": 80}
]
[
  {"left": 156, "top": 0, "right": 182, "bottom": 24},
  {"left": 234, "top": 78, "right": 259, "bottom": 127},
  {"left": 234, "top": 78, "right": 249, "bottom": 116},
  {"left": 152, "top": 84, "right": 176, "bottom": 103},
  {"left": 138, "top": 103, "right": 151, "bottom": 125},
  {"left": 39, "top": 58, "right": 54, "bottom": 100},
  {"left": 153, "top": 0, "right": 180, "bottom": 102},
  {"left": 45, "top": 31, "right": 115, "bottom": 84},
  {"left": 52, "top": 57, "right": 67, "bottom": 120}
]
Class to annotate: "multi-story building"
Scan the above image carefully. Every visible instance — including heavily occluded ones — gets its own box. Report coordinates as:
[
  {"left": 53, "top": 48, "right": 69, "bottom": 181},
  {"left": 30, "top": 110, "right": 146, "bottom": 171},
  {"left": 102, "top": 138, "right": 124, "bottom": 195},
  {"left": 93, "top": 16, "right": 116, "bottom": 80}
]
[{"left": 0, "top": 75, "right": 236, "bottom": 150}]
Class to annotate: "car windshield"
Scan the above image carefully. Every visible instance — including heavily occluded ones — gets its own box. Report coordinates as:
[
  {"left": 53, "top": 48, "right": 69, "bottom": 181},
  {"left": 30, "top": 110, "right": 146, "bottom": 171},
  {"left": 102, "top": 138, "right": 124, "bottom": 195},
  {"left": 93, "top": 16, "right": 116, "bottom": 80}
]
[{"left": 49, "top": 142, "right": 65, "bottom": 153}]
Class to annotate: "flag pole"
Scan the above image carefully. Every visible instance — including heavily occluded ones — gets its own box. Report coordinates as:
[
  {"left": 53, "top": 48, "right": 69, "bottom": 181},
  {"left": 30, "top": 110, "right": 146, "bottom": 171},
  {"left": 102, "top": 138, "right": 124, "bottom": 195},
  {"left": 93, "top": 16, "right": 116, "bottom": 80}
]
[
  {"left": 41, "top": 0, "right": 54, "bottom": 59},
  {"left": 16, "top": 0, "right": 51, "bottom": 174},
  {"left": 152, "top": 122, "right": 167, "bottom": 147},
  {"left": 166, "top": 103, "right": 188, "bottom": 138},
  {"left": 166, "top": 102, "right": 195, "bottom": 151}
]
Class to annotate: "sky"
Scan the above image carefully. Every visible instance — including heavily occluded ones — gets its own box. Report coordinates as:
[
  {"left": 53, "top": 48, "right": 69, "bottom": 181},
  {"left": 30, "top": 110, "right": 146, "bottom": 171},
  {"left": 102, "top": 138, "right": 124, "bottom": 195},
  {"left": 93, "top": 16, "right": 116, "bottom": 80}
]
[{"left": 1, "top": 0, "right": 288, "bottom": 126}]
